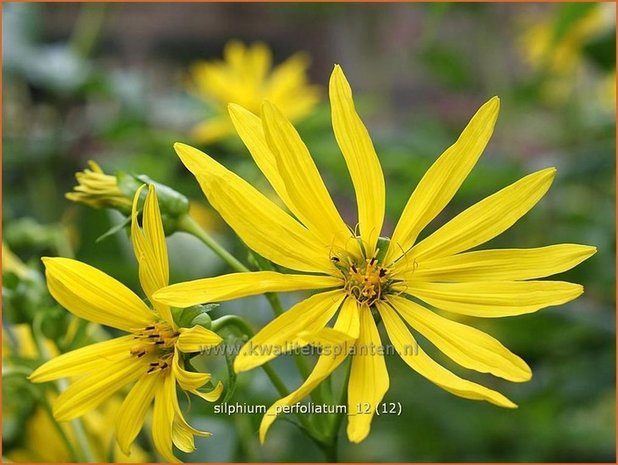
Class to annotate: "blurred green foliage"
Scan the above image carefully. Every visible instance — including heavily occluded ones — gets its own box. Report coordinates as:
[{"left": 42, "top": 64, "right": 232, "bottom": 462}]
[{"left": 3, "top": 2, "right": 615, "bottom": 462}]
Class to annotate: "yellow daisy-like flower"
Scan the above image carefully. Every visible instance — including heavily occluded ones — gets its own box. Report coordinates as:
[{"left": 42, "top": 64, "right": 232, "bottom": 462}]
[
  {"left": 29, "top": 185, "right": 224, "bottom": 462},
  {"left": 189, "top": 40, "right": 320, "bottom": 144},
  {"left": 155, "top": 66, "right": 595, "bottom": 444}
]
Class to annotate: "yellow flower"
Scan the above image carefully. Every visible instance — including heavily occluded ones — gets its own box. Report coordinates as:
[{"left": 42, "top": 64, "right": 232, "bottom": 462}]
[
  {"left": 518, "top": 4, "right": 615, "bottom": 103},
  {"left": 7, "top": 396, "right": 150, "bottom": 463},
  {"left": 155, "top": 66, "right": 595, "bottom": 444},
  {"left": 5, "top": 325, "right": 149, "bottom": 463},
  {"left": 30, "top": 185, "right": 224, "bottom": 462},
  {"left": 520, "top": 8, "right": 601, "bottom": 76},
  {"left": 65, "top": 161, "right": 132, "bottom": 211},
  {"left": 189, "top": 40, "right": 320, "bottom": 144},
  {"left": 2, "top": 242, "right": 30, "bottom": 278}
]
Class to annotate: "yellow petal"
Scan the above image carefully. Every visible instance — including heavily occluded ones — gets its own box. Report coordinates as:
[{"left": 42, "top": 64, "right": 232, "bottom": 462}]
[
  {"left": 406, "top": 244, "right": 597, "bottom": 282},
  {"left": 154, "top": 271, "right": 340, "bottom": 308},
  {"left": 176, "top": 326, "right": 222, "bottom": 354},
  {"left": 234, "top": 290, "right": 346, "bottom": 373},
  {"left": 389, "top": 296, "right": 531, "bottom": 382},
  {"left": 329, "top": 65, "right": 384, "bottom": 256},
  {"left": 334, "top": 297, "right": 360, "bottom": 339},
  {"left": 265, "top": 52, "right": 315, "bottom": 109},
  {"left": 346, "top": 305, "right": 389, "bottom": 443},
  {"left": 247, "top": 42, "right": 272, "bottom": 85},
  {"left": 152, "top": 374, "right": 180, "bottom": 463},
  {"left": 377, "top": 302, "right": 516, "bottom": 408},
  {"left": 131, "top": 185, "right": 173, "bottom": 327},
  {"left": 174, "top": 142, "right": 332, "bottom": 273},
  {"left": 408, "top": 168, "right": 556, "bottom": 262},
  {"left": 170, "top": 386, "right": 213, "bottom": 453},
  {"left": 116, "top": 372, "right": 160, "bottom": 455},
  {"left": 29, "top": 335, "right": 135, "bottom": 382},
  {"left": 405, "top": 280, "right": 583, "bottom": 317},
  {"left": 172, "top": 349, "right": 211, "bottom": 391},
  {"left": 261, "top": 100, "right": 352, "bottom": 247},
  {"left": 43, "top": 257, "right": 155, "bottom": 331},
  {"left": 298, "top": 327, "right": 355, "bottom": 349},
  {"left": 191, "top": 117, "right": 232, "bottom": 144},
  {"left": 191, "top": 381, "right": 224, "bottom": 402},
  {"left": 53, "top": 358, "right": 144, "bottom": 421},
  {"left": 172, "top": 421, "right": 196, "bottom": 454},
  {"left": 228, "top": 104, "right": 290, "bottom": 206},
  {"left": 385, "top": 97, "right": 500, "bottom": 265},
  {"left": 259, "top": 302, "right": 354, "bottom": 443}
]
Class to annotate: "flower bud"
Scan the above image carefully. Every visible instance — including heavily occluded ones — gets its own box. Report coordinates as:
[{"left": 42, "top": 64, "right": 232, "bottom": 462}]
[
  {"left": 66, "top": 161, "right": 132, "bottom": 214},
  {"left": 67, "top": 161, "right": 191, "bottom": 236}
]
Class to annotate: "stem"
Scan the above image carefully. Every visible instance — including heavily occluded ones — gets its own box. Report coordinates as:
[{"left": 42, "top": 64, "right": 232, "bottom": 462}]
[
  {"left": 318, "top": 440, "right": 339, "bottom": 462},
  {"left": 31, "top": 316, "right": 96, "bottom": 463},
  {"left": 177, "top": 215, "right": 249, "bottom": 272},
  {"left": 329, "top": 358, "right": 352, "bottom": 440}
]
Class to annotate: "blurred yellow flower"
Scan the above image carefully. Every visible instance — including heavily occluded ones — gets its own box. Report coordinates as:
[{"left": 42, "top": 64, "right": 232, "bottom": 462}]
[
  {"left": 4, "top": 325, "right": 148, "bottom": 463},
  {"left": 155, "top": 66, "right": 595, "bottom": 443},
  {"left": 189, "top": 40, "right": 320, "bottom": 144},
  {"left": 30, "top": 185, "right": 223, "bottom": 462},
  {"left": 520, "top": 9, "right": 600, "bottom": 75},
  {"left": 519, "top": 3, "right": 615, "bottom": 103},
  {"left": 2, "top": 242, "right": 30, "bottom": 278},
  {"left": 65, "top": 161, "right": 131, "bottom": 211}
]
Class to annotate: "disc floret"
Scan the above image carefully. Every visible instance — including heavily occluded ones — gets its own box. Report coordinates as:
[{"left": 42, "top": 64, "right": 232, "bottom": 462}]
[
  {"left": 333, "top": 255, "right": 392, "bottom": 306},
  {"left": 130, "top": 321, "right": 179, "bottom": 373}
]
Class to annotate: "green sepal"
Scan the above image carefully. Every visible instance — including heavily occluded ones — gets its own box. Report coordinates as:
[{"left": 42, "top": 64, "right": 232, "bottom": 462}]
[
  {"left": 375, "top": 236, "right": 392, "bottom": 263},
  {"left": 172, "top": 303, "right": 218, "bottom": 329},
  {"left": 117, "top": 172, "right": 190, "bottom": 218}
]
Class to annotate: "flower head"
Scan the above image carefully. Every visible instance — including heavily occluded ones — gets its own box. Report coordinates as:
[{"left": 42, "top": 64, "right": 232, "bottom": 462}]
[
  {"left": 189, "top": 40, "right": 320, "bottom": 144},
  {"left": 155, "top": 66, "right": 595, "bottom": 444},
  {"left": 65, "top": 161, "right": 132, "bottom": 212},
  {"left": 30, "top": 185, "right": 223, "bottom": 462}
]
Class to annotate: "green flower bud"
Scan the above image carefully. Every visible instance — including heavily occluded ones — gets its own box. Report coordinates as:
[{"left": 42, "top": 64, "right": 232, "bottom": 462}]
[{"left": 172, "top": 303, "right": 218, "bottom": 329}]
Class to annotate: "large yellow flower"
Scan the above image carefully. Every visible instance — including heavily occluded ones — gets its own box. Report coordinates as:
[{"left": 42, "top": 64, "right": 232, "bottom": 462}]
[
  {"left": 155, "top": 66, "right": 596, "bottom": 444},
  {"left": 189, "top": 40, "right": 319, "bottom": 144},
  {"left": 30, "top": 185, "right": 224, "bottom": 462}
]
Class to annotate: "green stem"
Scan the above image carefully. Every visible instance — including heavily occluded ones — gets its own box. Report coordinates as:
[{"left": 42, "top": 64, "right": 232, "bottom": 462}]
[
  {"left": 177, "top": 215, "right": 249, "bottom": 273},
  {"left": 31, "top": 316, "right": 96, "bottom": 463},
  {"left": 329, "top": 358, "right": 352, "bottom": 439},
  {"left": 317, "top": 440, "right": 339, "bottom": 462}
]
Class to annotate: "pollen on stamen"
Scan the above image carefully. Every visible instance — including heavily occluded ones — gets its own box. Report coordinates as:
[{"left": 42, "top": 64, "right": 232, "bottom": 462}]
[
  {"left": 129, "top": 322, "right": 179, "bottom": 374},
  {"left": 332, "top": 254, "right": 393, "bottom": 306}
]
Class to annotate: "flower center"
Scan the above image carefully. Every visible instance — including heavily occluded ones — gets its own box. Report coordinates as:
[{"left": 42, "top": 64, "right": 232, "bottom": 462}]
[
  {"left": 130, "top": 322, "right": 179, "bottom": 373},
  {"left": 333, "top": 255, "right": 392, "bottom": 306}
]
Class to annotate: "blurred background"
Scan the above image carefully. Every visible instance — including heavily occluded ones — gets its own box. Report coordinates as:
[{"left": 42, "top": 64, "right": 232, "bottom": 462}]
[{"left": 2, "top": 2, "right": 615, "bottom": 462}]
